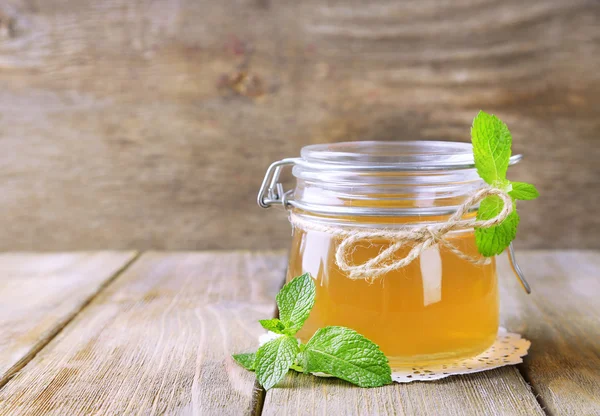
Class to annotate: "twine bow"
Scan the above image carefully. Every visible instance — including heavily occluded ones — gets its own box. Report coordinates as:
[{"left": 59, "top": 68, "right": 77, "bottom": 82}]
[{"left": 289, "top": 186, "right": 513, "bottom": 282}]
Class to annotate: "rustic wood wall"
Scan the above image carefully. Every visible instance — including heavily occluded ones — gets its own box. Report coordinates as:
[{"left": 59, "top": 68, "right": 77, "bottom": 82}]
[{"left": 0, "top": 0, "right": 598, "bottom": 251}]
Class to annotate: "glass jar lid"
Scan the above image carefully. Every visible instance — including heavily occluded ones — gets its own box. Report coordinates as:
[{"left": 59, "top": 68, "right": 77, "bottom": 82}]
[{"left": 258, "top": 141, "right": 521, "bottom": 217}]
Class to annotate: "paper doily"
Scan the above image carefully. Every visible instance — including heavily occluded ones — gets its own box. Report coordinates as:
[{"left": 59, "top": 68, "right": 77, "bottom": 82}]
[
  {"left": 259, "top": 327, "right": 530, "bottom": 384},
  {"left": 391, "top": 327, "right": 530, "bottom": 383}
]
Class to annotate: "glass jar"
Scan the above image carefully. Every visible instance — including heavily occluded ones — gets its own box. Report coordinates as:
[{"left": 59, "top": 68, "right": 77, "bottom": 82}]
[{"left": 258, "top": 141, "right": 522, "bottom": 367}]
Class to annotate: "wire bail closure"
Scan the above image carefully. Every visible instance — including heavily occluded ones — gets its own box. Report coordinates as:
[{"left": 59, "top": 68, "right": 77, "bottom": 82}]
[{"left": 257, "top": 158, "right": 299, "bottom": 209}]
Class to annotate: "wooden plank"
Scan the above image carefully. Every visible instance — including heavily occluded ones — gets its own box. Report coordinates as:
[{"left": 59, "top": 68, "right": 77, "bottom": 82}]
[
  {"left": 0, "top": 0, "right": 599, "bottom": 251},
  {"left": 263, "top": 367, "right": 544, "bottom": 416},
  {"left": 0, "top": 252, "right": 137, "bottom": 388},
  {"left": 499, "top": 250, "right": 600, "bottom": 416},
  {"left": 0, "top": 251, "right": 286, "bottom": 415}
]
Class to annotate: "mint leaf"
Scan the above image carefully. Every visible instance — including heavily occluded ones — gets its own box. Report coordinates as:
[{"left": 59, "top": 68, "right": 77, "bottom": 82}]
[
  {"left": 509, "top": 182, "right": 539, "bottom": 201},
  {"left": 290, "top": 363, "right": 305, "bottom": 373},
  {"left": 232, "top": 353, "right": 256, "bottom": 371},
  {"left": 471, "top": 111, "right": 512, "bottom": 185},
  {"left": 475, "top": 195, "right": 520, "bottom": 256},
  {"left": 259, "top": 318, "right": 286, "bottom": 334},
  {"left": 276, "top": 273, "right": 315, "bottom": 335},
  {"left": 255, "top": 335, "right": 299, "bottom": 390},
  {"left": 301, "top": 326, "right": 392, "bottom": 388}
]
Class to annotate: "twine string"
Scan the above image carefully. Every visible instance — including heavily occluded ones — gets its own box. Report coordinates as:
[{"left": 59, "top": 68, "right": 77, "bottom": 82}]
[{"left": 289, "top": 186, "right": 512, "bottom": 281}]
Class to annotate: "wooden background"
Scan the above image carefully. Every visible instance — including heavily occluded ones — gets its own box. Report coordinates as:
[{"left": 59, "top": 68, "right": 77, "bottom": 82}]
[{"left": 0, "top": 0, "right": 598, "bottom": 251}]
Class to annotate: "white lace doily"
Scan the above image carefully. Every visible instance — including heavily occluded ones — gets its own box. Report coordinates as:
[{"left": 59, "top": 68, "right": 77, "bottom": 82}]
[
  {"left": 391, "top": 327, "right": 530, "bottom": 382},
  {"left": 258, "top": 327, "right": 530, "bottom": 384}
]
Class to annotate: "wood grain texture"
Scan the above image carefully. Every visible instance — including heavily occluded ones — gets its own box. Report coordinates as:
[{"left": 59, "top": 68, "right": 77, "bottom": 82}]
[
  {"left": 0, "top": 0, "right": 598, "bottom": 251},
  {"left": 499, "top": 251, "right": 600, "bottom": 416},
  {"left": 0, "top": 252, "right": 136, "bottom": 388},
  {"left": 262, "top": 367, "right": 544, "bottom": 416},
  {"left": 0, "top": 251, "right": 286, "bottom": 415}
]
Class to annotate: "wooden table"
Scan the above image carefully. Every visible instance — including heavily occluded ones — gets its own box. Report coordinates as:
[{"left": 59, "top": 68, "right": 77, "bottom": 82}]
[{"left": 0, "top": 251, "right": 598, "bottom": 415}]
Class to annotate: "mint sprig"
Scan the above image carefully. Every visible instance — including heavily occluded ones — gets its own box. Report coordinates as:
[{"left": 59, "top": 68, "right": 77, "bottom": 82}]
[
  {"left": 232, "top": 352, "right": 256, "bottom": 370},
  {"left": 258, "top": 318, "right": 286, "bottom": 333},
  {"left": 255, "top": 335, "right": 299, "bottom": 390},
  {"left": 232, "top": 273, "right": 392, "bottom": 389},
  {"left": 474, "top": 196, "right": 520, "bottom": 256},
  {"left": 300, "top": 326, "right": 392, "bottom": 388},
  {"left": 471, "top": 111, "right": 539, "bottom": 256},
  {"left": 509, "top": 182, "right": 540, "bottom": 201},
  {"left": 276, "top": 272, "right": 315, "bottom": 335}
]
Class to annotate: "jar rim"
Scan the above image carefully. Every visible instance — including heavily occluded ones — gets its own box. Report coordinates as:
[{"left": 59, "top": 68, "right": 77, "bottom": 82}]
[
  {"left": 257, "top": 141, "right": 522, "bottom": 217},
  {"left": 299, "top": 141, "right": 521, "bottom": 171}
]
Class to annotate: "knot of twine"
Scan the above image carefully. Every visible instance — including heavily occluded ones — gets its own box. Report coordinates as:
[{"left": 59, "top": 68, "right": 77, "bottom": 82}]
[{"left": 289, "top": 186, "right": 512, "bottom": 282}]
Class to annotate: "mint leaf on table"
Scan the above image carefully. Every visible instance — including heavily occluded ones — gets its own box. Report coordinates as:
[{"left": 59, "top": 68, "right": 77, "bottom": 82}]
[
  {"left": 232, "top": 353, "right": 256, "bottom": 371},
  {"left": 259, "top": 318, "right": 286, "bottom": 334},
  {"left": 475, "top": 196, "right": 520, "bottom": 256},
  {"left": 276, "top": 273, "right": 315, "bottom": 335},
  {"left": 300, "top": 326, "right": 392, "bottom": 388},
  {"left": 232, "top": 273, "right": 392, "bottom": 390},
  {"left": 509, "top": 182, "right": 540, "bottom": 201},
  {"left": 255, "top": 335, "right": 299, "bottom": 390},
  {"left": 289, "top": 363, "right": 305, "bottom": 373},
  {"left": 471, "top": 110, "right": 512, "bottom": 186}
]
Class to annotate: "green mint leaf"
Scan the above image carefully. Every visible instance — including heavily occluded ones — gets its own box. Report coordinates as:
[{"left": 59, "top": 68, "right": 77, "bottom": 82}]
[
  {"left": 471, "top": 111, "right": 512, "bottom": 185},
  {"left": 301, "top": 326, "right": 392, "bottom": 388},
  {"left": 259, "top": 318, "right": 286, "bottom": 334},
  {"left": 290, "top": 363, "right": 305, "bottom": 373},
  {"left": 276, "top": 273, "right": 316, "bottom": 335},
  {"left": 509, "top": 182, "right": 539, "bottom": 201},
  {"left": 255, "top": 335, "right": 299, "bottom": 390},
  {"left": 475, "top": 195, "right": 520, "bottom": 256},
  {"left": 232, "top": 353, "right": 256, "bottom": 371}
]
